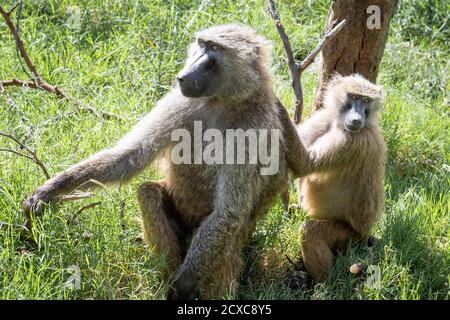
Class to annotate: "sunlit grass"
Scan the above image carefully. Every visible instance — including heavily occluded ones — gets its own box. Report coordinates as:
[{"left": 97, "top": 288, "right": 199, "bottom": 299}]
[{"left": 0, "top": 0, "right": 448, "bottom": 299}]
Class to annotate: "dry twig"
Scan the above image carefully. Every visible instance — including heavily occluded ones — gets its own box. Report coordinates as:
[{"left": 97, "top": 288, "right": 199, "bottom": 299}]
[
  {"left": 75, "top": 201, "right": 102, "bottom": 216},
  {"left": 267, "top": 0, "right": 346, "bottom": 124},
  {"left": 0, "top": 131, "right": 50, "bottom": 178},
  {"left": 0, "top": 131, "right": 95, "bottom": 211},
  {"left": 0, "top": 3, "right": 120, "bottom": 121},
  {"left": 68, "top": 201, "right": 101, "bottom": 225}
]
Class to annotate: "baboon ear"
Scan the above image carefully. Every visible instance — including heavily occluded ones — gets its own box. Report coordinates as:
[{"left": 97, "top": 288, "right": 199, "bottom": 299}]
[
  {"left": 327, "top": 72, "right": 343, "bottom": 87},
  {"left": 375, "top": 86, "right": 386, "bottom": 107},
  {"left": 378, "top": 86, "right": 386, "bottom": 101}
]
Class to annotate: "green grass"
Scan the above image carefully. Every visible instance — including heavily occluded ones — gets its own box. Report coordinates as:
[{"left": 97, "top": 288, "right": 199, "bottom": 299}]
[{"left": 0, "top": 0, "right": 448, "bottom": 300}]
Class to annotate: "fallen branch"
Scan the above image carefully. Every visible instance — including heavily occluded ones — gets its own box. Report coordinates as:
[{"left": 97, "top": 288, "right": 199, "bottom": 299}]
[
  {"left": 0, "top": 131, "right": 50, "bottom": 178},
  {"left": 0, "top": 3, "right": 121, "bottom": 121},
  {"left": 268, "top": 0, "right": 346, "bottom": 124}
]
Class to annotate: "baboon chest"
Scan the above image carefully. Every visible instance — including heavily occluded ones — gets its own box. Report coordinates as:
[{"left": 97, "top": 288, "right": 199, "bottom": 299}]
[
  {"left": 161, "top": 107, "right": 281, "bottom": 227},
  {"left": 165, "top": 162, "right": 217, "bottom": 225},
  {"left": 162, "top": 116, "right": 235, "bottom": 226}
]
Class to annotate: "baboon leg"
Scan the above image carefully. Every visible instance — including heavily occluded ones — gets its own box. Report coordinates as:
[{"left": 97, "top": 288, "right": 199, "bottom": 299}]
[
  {"left": 200, "top": 221, "right": 256, "bottom": 299},
  {"left": 300, "top": 220, "right": 358, "bottom": 281},
  {"left": 137, "top": 181, "right": 187, "bottom": 277},
  {"left": 200, "top": 245, "right": 243, "bottom": 299},
  {"left": 367, "top": 235, "right": 378, "bottom": 247}
]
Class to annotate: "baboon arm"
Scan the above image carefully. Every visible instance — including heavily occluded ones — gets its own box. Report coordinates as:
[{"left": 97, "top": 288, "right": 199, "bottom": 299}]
[
  {"left": 276, "top": 100, "right": 311, "bottom": 177},
  {"left": 306, "top": 126, "right": 348, "bottom": 170},
  {"left": 23, "top": 91, "right": 188, "bottom": 212},
  {"left": 167, "top": 167, "right": 257, "bottom": 299},
  {"left": 297, "top": 110, "right": 332, "bottom": 148}
]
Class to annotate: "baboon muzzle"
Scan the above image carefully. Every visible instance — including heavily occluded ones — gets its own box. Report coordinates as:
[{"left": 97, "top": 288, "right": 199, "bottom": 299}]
[
  {"left": 344, "top": 100, "right": 366, "bottom": 133},
  {"left": 177, "top": 50, "right": 216, "bottom": 98}
]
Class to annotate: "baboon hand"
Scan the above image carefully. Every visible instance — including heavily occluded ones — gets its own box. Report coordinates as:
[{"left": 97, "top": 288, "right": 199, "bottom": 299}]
[
  {"left": 166, "top": 276, "right": 197, "bottom": 300},
  {"left": 22, "top": 188, "right": 51, "bottom": 217}
]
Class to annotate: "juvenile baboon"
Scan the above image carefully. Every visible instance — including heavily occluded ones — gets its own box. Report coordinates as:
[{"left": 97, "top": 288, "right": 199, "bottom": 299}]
[
  {"left": 22, "top": 24, "right": 310, "bottom": 299},
  {"left": 296, "top": 74, "right": 386, "bottom": 282}
]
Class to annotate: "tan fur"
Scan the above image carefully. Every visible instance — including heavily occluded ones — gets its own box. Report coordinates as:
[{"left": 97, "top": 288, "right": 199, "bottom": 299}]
[
  {"left": 296, "top": 74, "right": 386, "bottom": 281},
  {"left": 23, "top": 24, "right": 311, "bottom": 299}
]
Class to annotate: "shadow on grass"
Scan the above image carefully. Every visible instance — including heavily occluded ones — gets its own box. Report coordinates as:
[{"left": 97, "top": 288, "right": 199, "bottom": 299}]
[{"left": 237, "top": 168, "right": 448, "bottom": 299}]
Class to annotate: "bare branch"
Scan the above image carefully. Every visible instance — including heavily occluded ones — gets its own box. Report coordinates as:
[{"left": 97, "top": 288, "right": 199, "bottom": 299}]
[
  {"left": 1, "top": 78, "right": 44, "bottom": 90},
  {"left": 267, "top": 0, "right": 296, "bottom": 76},
  {"left": 0, "top": 148, "right": 33, "bottom": 160},
  {"left": 298, "top": 19, "right": 347, "bottom": 72},
  {"left": 0, "top": 5, "right": 121, "bottom": 121},
  {"left": 0, "top": 79, "right": 120, "bottom": 120},
  {"left": 267, "top": 0, "right": 347, "bottom": 124},
  {"left": 7, "top": 2, "right": 21, "bottom": 16},
  {"left": 0, "top": 131, "right": 50, "bottom": 178},
  {"left": 67, "top": 201, "right": 101, "bottom": 225},
  {"left": 75, "top": 201, "right": 101, "bottom": 216},
  {"left": 0, "top": 4, "right": 40, "bottom": 79},
  {"left": 267, "top": 0, "right": 303, "bottom": 123}
]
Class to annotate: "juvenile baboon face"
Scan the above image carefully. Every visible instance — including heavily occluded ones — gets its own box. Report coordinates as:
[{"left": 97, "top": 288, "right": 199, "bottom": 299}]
[
  {"left": 323, "top": 74, "right": 383, "bottom": 133},
  {"left": 176, "top": 24, "right": 272, "bottom": 101},
  {"left": 340, "top": 93, "right": 373, "bottom": 133}
]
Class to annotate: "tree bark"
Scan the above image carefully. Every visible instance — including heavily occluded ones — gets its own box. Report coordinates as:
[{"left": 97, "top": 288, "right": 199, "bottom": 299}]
[{"left": 313, "top": 0, "right": 399, "bottom": 109}]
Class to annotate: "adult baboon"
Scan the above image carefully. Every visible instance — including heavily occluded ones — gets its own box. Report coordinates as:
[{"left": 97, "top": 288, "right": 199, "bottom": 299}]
[
  {"left": 22, "top": 24, "right": 310, "bottom": 299},
  {"left": 296, "top": 74, "right": 386, "bottom": 282}
]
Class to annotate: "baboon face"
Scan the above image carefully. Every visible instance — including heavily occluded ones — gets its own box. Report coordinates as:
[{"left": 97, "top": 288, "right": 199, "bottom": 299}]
[
  {"left": 176, "top": 39, "right": 222, "bottom": 98},
  {"left": 340, "top": 93, "right": 373, "bottom": 133},
  {"left": 323, "top": 74, "right": 383, "bottom": 133},
  {"left": 177, "top": 24, "right": 272, "bottom": 101}
]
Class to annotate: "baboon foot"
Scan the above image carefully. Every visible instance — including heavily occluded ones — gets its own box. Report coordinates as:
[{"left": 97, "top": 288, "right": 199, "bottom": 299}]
[
  {"left": 367, "top": 235, "right": 378, "bottom": 247},
  {"left": 286, "top": 270, "right": 314, "bottom": 290}
]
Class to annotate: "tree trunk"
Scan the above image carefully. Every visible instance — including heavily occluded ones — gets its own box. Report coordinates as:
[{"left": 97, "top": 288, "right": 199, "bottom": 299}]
[{"left": 313, "top": 0, "right": 399, "bottom": 109}]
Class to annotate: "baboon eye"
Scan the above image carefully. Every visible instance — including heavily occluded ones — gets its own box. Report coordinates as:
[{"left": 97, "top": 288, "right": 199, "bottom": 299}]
[
  {"left": 351, "top": 95, "right": 358, "bottom": 100},
  {"left": 205, "top": 59, "right": 215, "bottom": 71},
  {"left": 363, "top": 97, "right": 371, "bottom": 103},
  {"left": 211, "top": 44, "right": 219, "bottom": 51},
  {"left": 198, "top": 40, "right": 206, "bottom": 48}
]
